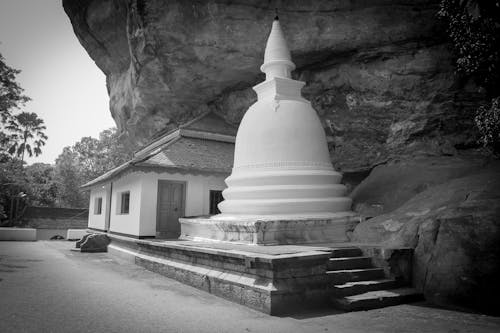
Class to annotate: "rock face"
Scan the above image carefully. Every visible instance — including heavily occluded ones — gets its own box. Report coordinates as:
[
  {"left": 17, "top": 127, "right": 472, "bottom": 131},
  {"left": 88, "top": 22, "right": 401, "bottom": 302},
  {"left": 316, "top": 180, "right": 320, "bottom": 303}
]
[
  {"left": 352, "top": 159, "right": 500, "bottom": 315},
  {"left": 63, "top": 0, "right": 484, "bottom": 172},
  {"left": 350, "top": 154, "right": 489, "bottom": 217}
]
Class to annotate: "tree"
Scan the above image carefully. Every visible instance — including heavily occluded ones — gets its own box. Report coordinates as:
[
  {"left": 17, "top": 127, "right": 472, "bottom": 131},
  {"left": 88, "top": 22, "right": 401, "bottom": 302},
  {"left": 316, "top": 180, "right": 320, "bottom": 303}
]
[
  {"left": 0, "top": 53, "right": 30, "bottom": 124},
  {"left": 25, "top": 163, "right": 58, "bottom": 207},
  {"left": 74, "top": 128, "right": 135, "bottom": 180},
  {"left": 54, "top": 147, "right": 87, "bottom": 208},
  {"left": 6, "top": 112, "right": 48, "bottom": 161},
  {"left": 98, "top": 128, "right": 136, "bottom": 169},
  {"left": 53, "top": 127, "right": 135, "bottom": 208},
  {"left": 0, "top": 131, "right": 12, "bottom": 161},
  {"left": 0, "top": 53, "right": 34, "bottom": 224},
  {"left": 0, "top": 158, "right": 28, "bottom": 226},
  {"left": 0, "top": 52, "right": 51, "bottom": 223},
  {"left": 438, "top": 0, "right": 500, "bottom": 93},
  {"left": 439, "top": 0, "right": 500, "bottom": 153},
  {"left": 73, "top": 136, "right": 102, "bottom": 181}
]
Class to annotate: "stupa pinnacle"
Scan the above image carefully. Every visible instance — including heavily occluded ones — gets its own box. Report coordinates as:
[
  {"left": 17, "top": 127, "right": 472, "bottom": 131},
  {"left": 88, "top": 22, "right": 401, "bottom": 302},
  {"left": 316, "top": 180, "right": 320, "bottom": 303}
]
[
  {"left": 260, "top": 17, "right": 295, "bottom": 81},
  {"left": 218, "top": 17, "right": 353, "bottom": 216}
]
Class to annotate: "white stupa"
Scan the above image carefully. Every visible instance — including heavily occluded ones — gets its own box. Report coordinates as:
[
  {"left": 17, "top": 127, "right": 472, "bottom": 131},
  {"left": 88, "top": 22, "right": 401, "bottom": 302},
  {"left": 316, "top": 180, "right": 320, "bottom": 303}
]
[
  {"left": 218, "top": 17, "right": 352, "bottom": 216},
  {"left": 179, "top": 16, "right": 359, "bottom": 245}
]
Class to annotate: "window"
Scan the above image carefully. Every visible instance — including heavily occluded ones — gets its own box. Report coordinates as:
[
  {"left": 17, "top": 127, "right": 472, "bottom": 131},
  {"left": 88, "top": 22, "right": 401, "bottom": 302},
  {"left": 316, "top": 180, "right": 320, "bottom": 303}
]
[
  {"left": 209, "top": 190, "right": 224, "bottom": 215},
  {"left": 120, "top": 191, "right": 130, "bottom": 214},
  {"left": 94, "top": 197, "right": 102, "bottom": 215}
]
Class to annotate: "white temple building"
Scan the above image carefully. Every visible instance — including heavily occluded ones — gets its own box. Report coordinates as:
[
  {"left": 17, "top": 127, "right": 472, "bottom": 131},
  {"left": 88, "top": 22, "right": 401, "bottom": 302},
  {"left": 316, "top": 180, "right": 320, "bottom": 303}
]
[
  {"left": 83, "top": 16, "right": 356, "bottom": 244},
  {"left": 81, "top": 112, "right": 237, "bottom": 239}
]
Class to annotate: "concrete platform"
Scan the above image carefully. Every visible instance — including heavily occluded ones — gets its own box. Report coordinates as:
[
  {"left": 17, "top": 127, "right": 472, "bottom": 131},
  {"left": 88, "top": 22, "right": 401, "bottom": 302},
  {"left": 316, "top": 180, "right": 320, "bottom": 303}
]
[
  {"left": 179, "top": 212, "right": 360, "bottom": 245},
  {"left": 0, "top": 227, "right": 36, "bottom": 241},
  {"left": 66, "top": 229, "right": 88, "bottom": 241}
]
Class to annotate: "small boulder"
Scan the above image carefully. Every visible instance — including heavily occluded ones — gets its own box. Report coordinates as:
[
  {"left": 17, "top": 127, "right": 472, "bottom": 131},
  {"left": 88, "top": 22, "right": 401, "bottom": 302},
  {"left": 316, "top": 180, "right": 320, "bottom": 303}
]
[
  {"left": 80, "top": 234, "right": 110, "bottom": 253},
  {"left": 76, "top": 233, "right": 92, "bottom": 248}
]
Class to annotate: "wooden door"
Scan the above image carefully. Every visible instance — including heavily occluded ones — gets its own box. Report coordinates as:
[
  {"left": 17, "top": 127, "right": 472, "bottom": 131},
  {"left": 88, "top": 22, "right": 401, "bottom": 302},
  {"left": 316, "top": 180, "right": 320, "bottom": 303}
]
[{"left": 156, "top": 180, "right": 185, "bottom": 239}]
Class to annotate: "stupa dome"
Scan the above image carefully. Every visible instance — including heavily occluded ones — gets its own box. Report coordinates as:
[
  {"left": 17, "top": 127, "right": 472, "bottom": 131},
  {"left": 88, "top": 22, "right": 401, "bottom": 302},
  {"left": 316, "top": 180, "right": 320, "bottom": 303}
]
[{"left": 218, "top": 17, "right": 352, "bottom": 216}]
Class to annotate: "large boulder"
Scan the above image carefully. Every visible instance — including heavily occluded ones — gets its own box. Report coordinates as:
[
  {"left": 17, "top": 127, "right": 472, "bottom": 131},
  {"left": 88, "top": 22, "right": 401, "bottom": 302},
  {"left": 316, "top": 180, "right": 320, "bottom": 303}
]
[
  {"left": 350, "top": 154, "right": 489, "bottom": 217},
  {"left": 63, "top": 0, "right": 485, "bottom": 172},
  {"left": 352, "top": 159, "right": 500, "bottom": 315}
]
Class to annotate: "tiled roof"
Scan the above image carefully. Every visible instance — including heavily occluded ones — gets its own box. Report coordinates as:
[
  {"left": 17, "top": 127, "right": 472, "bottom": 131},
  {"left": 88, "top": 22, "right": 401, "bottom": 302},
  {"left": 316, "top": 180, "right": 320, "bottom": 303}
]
[
  {"left": 81, "top": 112, "right": 236, "bottom": 189},
  {"left": 80, "top": 160, "right": 131, "bottom": 189},
  {"left": 137, "top": 137, "right": 234, "bottom": 173}
]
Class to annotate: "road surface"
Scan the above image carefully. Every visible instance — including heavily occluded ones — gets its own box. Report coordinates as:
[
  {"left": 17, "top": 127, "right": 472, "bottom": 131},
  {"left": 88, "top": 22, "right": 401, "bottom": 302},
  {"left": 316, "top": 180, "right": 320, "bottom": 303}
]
[{"left": 1, "top": 241, "right": 499, "bottom": 333}]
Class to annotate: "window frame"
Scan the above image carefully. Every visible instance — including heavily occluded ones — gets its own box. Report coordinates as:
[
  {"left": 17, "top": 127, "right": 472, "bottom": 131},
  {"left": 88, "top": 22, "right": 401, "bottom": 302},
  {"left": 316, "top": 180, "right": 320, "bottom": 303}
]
[
  {"left": 209, "top": 190, "right": 224, "bottom": 215},
  {"left": 120, "top": 191, "right": 130, "bottom": 215},
  {"left": 94, "top": 197, "right": 103, "bottom": 215}
]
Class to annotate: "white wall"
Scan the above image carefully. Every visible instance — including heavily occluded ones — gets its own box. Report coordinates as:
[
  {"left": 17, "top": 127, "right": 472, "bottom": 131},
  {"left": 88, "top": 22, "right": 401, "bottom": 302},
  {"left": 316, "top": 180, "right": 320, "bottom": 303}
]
[
  {"left": 88, "top": 185, "right": 109, "bottom": 231},
  {"left": 108, "top": 173, "right": 143, "bottom": 236},
  {"left": 88, "top": 170, "right": 227, "bottom": 238},
  {"left": 138, "top": 171, "right": 227, "bottom": 237}
]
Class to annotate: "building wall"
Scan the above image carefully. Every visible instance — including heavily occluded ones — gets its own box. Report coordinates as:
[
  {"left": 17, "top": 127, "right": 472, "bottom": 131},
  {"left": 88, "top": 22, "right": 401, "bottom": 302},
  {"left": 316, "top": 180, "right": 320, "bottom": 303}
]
[
  {"left": 87, "top": 170, "right": 227, "bottom": 238},
  {"left": 88, "top": 186, "right": 109, "bottom": 231},
  {"left": 108, "top": 173, "right": 143, "bottom": 236},
  {"left": 138, "top": 171, "right": 227, "bottom": 237}
]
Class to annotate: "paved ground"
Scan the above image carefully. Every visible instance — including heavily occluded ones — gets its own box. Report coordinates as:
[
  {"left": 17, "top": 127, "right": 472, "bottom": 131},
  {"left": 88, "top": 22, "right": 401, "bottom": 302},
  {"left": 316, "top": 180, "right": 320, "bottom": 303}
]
[{"left": 1, "top": 242, "right": 499, "bottom": 333}]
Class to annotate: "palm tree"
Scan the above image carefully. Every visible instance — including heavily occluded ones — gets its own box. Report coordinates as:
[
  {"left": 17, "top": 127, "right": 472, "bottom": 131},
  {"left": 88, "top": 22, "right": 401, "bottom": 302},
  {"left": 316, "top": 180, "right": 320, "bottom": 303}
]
[{"left": 7, "top": 112, "right": 48, "bottom": 162}]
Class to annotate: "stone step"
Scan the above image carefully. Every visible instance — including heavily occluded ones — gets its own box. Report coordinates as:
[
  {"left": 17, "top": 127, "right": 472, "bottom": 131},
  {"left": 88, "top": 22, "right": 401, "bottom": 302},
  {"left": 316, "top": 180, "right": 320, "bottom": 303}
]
[
  {"left": 331, "top": 287, "right": 423, "bottom": 311},
  {"left": 327, "top": 256, "right": 373, "bottom": 270},
  {"left": 330, "top": 247, "right": 363, "bottom": 258},
  {"left": 331, "top": 279, "right": 400, "bottom": 297},
  {"left": 326, "top": 268, "right": 385, "bottom": 284}
]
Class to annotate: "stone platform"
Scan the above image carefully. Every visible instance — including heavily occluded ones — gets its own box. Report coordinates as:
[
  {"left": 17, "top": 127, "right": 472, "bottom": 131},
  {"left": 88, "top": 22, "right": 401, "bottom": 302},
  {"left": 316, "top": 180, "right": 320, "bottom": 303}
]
[
  {"left": 105, "top": 232, "right": 350, "bottom": 314},
  {"left": 101, "top": 231, "right": 416, "bottom": 315},
  {"left": 179, "top": 212, "right": 360, "bottom": 245}
]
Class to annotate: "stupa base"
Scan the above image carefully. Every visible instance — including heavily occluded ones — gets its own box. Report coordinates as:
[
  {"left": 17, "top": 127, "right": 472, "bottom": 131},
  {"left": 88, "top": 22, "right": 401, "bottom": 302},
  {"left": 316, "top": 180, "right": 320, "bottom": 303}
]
[{"left": 179, "top": 212, "right": 360, "bottom": 245}]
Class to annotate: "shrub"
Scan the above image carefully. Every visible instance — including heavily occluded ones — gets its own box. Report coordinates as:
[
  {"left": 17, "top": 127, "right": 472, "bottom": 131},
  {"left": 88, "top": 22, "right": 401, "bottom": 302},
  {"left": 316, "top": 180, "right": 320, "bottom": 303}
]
[{"left": 475, "top": 97, "right": 500, "bottom": 154}]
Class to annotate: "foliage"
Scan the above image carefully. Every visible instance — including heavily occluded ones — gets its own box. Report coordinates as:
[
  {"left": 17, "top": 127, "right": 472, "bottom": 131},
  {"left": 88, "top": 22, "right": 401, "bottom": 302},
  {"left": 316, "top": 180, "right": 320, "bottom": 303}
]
[
  {"left": 0, "top": 52, "right": 46, "bottom": 224},
  {"left": 98, "top": 128, "right": 135, "bottom": 171},
  {"left": 0, "top": 53, "right": 47, "bottom": 161},
  {"left": 25, "top": 163, "right": 58, "bottom": 207},
  {"left": 438, "top": 0, "right": 500, "bottom": 152},
  {"left": 1, "top": 126, "right": 135, "bottom": 214},
  {"left": 0, "top": 160, "right": 61, "bottom": 224},
  {"left": 0, "top": 131, "right": 13, "bottom": 161},
  {"left": 0, "top": 51, "right": 132, "bottom": 212},
  {"left": 55, "top": 147, "right": 87, "bottom": 208},
  {"left": 0, "top": 158, "right": 28, "bottom": 225},
  {"left": 0, "top": 53, "right": 30, "bottom": 124},
  {"left": 6, "top": 112, "right": 48, "bottom": 161},
  {"left": 54, "top": 128, "right": 135, "bottom": 208},
  {"left": 438, "top": 0, "right": 500, "bottom": 93},
  {"left": 475, "top": 97, "right": 500, "bottom": 154}
]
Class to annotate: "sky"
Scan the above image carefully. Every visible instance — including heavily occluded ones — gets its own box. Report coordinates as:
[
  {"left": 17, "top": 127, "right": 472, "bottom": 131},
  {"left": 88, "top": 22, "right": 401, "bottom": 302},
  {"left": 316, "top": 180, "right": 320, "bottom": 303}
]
[{"left": 0, "top": 0, "right": 115, "bottom": 165}]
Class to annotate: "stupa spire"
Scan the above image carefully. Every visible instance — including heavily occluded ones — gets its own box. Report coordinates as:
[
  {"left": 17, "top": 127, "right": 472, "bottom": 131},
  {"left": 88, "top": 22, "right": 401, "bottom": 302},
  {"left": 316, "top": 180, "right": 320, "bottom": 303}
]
[{"left": 260, "top": 15, "right": 296, "bottom": 81}]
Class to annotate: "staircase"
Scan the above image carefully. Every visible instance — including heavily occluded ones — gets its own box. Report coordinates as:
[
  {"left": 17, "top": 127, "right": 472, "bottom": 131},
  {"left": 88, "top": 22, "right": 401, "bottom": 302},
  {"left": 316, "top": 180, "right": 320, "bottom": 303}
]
[{"left": 328, "top": 247, "right": 422, "bottom": 311}]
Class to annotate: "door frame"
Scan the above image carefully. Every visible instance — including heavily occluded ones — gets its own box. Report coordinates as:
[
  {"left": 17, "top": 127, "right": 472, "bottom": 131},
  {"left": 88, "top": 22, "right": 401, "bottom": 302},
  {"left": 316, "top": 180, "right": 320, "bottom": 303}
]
[{"left": 155, "top": 179, "right": 187, "bottom": 237}]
